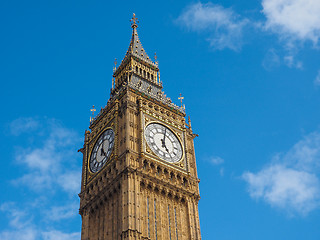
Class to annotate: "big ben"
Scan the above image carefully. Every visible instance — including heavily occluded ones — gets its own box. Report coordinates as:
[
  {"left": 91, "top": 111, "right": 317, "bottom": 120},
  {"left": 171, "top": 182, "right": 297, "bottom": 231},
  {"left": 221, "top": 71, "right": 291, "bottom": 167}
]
[{"left": 78, "top": 14, "right": 202, "bottom": 240}]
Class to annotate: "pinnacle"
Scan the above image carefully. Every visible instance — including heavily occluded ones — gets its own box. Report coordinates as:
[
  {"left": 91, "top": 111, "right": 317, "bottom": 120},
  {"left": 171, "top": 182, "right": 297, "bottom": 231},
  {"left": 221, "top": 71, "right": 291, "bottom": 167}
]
[
  {"left": 125, "top": 24, "right": 153, "bottom": 63},
  {"left": 114, "top": 14, "right": 158, "bottom": 73}
]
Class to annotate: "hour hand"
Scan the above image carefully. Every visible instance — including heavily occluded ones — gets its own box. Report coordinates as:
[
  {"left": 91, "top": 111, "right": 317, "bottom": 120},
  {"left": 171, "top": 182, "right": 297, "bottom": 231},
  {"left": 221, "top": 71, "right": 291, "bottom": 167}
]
[
  {"left": 164, "top": 145, "right": 169, "bottom": 153},
  {"left": 161, "top": 139, "right": 169, "bottom": 152},
  {"left": 100, "top": 147, "right": 106, "bottom": 156}
]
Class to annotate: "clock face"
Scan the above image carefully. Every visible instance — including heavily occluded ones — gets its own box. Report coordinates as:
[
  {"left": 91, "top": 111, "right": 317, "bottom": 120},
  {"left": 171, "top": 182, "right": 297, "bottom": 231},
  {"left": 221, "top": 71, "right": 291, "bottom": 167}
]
[
  {"left": 89, "top": 129, "right": 115, "bottom": 173},
  {"left": 144, "top": 123, "right": 183, "bottom": 163}
]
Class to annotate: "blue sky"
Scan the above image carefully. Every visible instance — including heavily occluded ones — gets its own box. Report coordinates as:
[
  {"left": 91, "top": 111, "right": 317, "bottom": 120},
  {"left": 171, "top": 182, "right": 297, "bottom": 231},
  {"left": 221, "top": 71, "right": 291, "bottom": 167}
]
[{"left": 1, "top": 0, "right": 320, "bottom": 239}]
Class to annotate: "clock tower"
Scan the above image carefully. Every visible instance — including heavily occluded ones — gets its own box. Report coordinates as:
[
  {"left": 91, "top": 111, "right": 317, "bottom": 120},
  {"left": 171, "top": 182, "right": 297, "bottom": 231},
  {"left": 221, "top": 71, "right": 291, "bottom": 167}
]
[{"left": 78, "top": 14, "right": 202, "bottom": 240}]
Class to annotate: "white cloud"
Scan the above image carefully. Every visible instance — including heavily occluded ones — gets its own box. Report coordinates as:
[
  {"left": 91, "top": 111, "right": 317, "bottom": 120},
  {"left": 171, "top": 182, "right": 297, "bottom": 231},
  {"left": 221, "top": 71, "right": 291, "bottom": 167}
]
[
  {"left": 219, "top": 167, "right": 225, "bottom": 177},
  {"left": 262, "top": 0, "right": 320, "bottom": 45},
  {"left": 0, "top": 204, "right": 38, "bottom": 240},
  {"left": 243, "top": 131, "right": 320, "bottom": 216},
  {"left": 211, "top": 156, "right": 224, "bottom": 165},
  {"left": 0, "top": 202, "right": 80, "bottom": 240},
  {"left": 57, "top": 171, "right": 81, "bottom": 194},
  {"left": 18, "top": 147, "right": 57, "bottom": 172},
  {"left": 0, "top": 202, "right": 32, "bottom": 229},
  {"left": 262, "top": 48, "right": 280, "bottom": 70},
  {"left": 315, "top": 70, "right": 320, "bottom": 86},
  {"left": 260, "top": 0, "right": 320, "bottom": 69},
  {"left": 0, "top": 227, "right": 80, "bottom": 240},
  {"left": 176, "top": 2, "right": 249, "bottom": 51},
  {"left": 42, "top": 231, "right": 80, "bottom": 240},
  {"left": 262, "top": 48, "right": 303, "bottom": 70},
  {"left": 0, "top": 228, "right": 38, "bottom": 240},
  {"left": 1, "top": 117, "right": 82, "bottom": 240},
  {"left": 45, "top": 202, "right": 78, "bottom": 221},
  {"left": 12, "top": 118, "right": 81, "bottom": 194},
  {"left": 283, "top": 55, "right": 303, "bottom": 69},
  {"left": 243, "top": 165, "right": 320, "bottom": 215},
  {"left": 210, "top": 156, "right": 225, "bottom": 176},
  {"left": 10, "top": 117, "right": 40, "bottom": 136},
  {"left": 283, "top": 132, "right": 320, "bottom": 171}
]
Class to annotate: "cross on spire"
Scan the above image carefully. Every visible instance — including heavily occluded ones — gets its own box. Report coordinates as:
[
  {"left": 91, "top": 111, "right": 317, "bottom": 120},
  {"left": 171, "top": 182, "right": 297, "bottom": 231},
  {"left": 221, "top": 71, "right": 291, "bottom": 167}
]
[
  {"left": 90, "top": 105, "right": 96, "bottom": 122},
  {"left": 130, "top": 13, "right": 139, "bottom": 28},
  {"left": 178, "top": 93, "right": 184, "bottom": 107}
]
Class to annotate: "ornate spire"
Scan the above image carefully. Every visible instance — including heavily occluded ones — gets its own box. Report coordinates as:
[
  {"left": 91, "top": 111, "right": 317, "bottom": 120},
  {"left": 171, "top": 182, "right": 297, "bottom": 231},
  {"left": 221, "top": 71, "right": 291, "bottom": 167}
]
[
  {"left": 111, "top": 14, "right": 185, "bottom": 115},
  {"left": 114, "top": 13, "right": 157, "bottom": 70},
  {"left": 126, "top": 14, "right": 151, "bottom": 62}
]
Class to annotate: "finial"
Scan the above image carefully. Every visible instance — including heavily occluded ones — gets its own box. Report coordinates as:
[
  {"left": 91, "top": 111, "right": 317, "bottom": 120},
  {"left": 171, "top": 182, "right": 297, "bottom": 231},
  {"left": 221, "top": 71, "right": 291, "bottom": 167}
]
[
  {"left": 178, "top": 93, "right": 184, "bottom": 108},
  {"left": 154, "top": 52, "right": 158, "bottom": 65},
  {"left": 113, "top": 58, "right": 117, "bottom": 72},
  {"left": 112, "top": 59, "right": 117, "bottom": 90},
  {"left": 90, "top": 105, "right": 96, "bottom": 122},
  {"left": 188, "top": 116, "right": 192, "bottom": 130},
  {"left": 130, "top": 13, "right": 139, "bottom": 28}
]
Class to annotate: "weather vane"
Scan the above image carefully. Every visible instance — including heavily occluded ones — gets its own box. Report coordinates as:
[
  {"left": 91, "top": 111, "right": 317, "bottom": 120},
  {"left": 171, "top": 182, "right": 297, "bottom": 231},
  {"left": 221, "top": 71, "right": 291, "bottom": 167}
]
[
  {"left": 90, "top": 105, "right": 96, "bottom": 122},
  {"left": 178, "top": 93, "right": 184, "bottom": 108}
]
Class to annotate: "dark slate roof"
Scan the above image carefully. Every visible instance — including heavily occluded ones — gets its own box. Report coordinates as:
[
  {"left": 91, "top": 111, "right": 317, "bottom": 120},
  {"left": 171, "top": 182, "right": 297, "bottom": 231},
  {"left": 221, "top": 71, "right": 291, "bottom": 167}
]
[{"left": 126, "top": 26, "right": 151, "bottom": 61}]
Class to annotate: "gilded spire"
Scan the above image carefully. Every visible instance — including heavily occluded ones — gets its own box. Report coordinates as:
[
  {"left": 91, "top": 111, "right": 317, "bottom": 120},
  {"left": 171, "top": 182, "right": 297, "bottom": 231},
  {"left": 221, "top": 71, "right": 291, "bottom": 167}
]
[
  {"left": 126, "top": 14, "right": 151, "bottom": 62},
  {"left": 116, "top": 13, "right": 157, "bottom": 70},
  {"left": 113, "top": 14, "right": 159, "bottom": 80}
]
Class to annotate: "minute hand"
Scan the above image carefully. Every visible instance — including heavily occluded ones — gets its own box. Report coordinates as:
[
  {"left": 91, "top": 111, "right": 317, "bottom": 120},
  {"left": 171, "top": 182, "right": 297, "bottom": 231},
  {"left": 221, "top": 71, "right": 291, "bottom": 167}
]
[
  {"left": 163, "top": 128, "right": 167, "bottom": 141},
  {"left": 161, "top": 128, "right": 169, "bottom": 152}
]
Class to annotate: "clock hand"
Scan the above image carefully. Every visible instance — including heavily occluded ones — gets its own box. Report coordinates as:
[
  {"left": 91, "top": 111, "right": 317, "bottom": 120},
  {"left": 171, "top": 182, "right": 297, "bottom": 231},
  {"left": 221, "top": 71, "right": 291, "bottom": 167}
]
[
  {"left": 100, "top": 146, "right": 106, "bottom": 156},
  {"left": 161, "top": 139, "right": 169, "bottom": 152},
  {"left": 161, "top": 141, "right": 169, "bottom": 152},
  {"left": 163, "top": 128, "right": 167, "bottom": 142},
  {"left": 161, "top": 129, "right": 167, "bottom": 148},
  {"left": 164, "top": 145, "right": 169, "bottom": 153},
  {"left": 160, "top": 128, "right": 170, "bottom": 153}
]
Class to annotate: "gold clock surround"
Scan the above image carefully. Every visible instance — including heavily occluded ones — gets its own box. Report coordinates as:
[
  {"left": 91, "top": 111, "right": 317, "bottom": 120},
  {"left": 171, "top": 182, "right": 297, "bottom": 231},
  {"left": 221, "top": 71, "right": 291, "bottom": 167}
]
[{"left": 143, "top": 119, "right": 186, "bottom": 168}]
